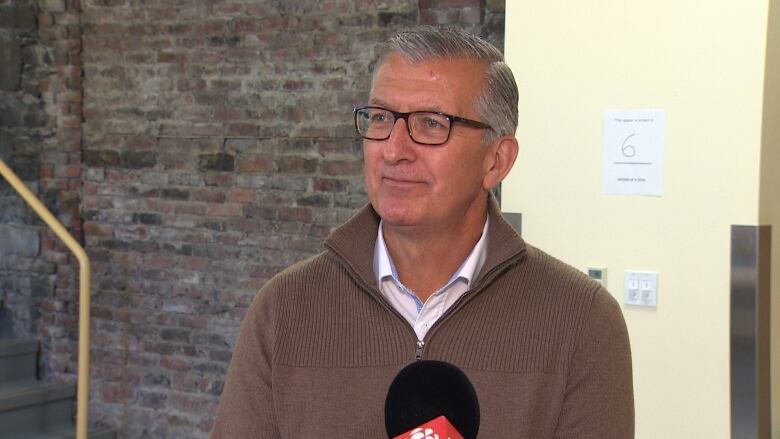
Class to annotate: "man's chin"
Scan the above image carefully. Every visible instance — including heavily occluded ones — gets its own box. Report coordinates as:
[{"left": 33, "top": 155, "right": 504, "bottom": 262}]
[{"left": 373, "top": 204, "right": 425, "bottom": 228}]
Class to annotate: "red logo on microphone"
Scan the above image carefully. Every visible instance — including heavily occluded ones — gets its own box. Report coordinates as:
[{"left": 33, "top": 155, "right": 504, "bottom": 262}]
[{"left": 392, "top": 415, "right": 464, "bottom": 439}]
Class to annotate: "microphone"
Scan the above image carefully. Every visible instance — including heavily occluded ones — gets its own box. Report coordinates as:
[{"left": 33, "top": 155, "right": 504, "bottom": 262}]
[{"left": 384, "top": 360, "right": 479, "bottom": 439}]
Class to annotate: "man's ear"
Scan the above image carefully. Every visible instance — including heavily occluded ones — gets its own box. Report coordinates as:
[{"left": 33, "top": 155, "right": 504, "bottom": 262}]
[{"left": 482, "top": 136, "right": 519, "bottom": 190}]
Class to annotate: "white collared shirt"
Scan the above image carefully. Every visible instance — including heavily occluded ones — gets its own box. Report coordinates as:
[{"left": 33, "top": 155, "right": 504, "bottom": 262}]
[{"left": 373, "top": 218, "right": 489, "bottom": 340}]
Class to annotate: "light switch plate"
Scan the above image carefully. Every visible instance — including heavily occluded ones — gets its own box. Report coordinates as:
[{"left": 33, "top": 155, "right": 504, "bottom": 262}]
[{"left": 624, "top": 270, "right": 657, "bottom": 307}]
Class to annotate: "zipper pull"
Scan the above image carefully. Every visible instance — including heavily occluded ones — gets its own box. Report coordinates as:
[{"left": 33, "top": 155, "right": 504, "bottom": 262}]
[{"left": 415, "top": 340, "right": 425, "bottom": 360}]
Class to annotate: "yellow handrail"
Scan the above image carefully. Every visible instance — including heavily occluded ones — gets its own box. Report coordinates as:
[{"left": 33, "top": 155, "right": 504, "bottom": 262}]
[{"left": 0, "top": 159, "right": 90, "bottom": 439}]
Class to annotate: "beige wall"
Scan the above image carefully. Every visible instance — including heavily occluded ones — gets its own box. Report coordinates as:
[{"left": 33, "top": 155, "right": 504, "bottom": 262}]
[
  {"left": 503, "top": 1, "right": 773, "bottom": 437},
  {"left": 760, "top": 0, "right": 780, "bottom": 436}
]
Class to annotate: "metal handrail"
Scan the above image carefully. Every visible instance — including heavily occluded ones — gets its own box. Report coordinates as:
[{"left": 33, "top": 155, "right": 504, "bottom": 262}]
[{"left": 0, "top": 159, "right": 90, "bottom": 439}]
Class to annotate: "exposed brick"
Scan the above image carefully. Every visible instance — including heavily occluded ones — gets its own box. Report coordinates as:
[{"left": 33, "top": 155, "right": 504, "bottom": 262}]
[
  {"left": 236, "top": 155, "right": 274, "bottom": 173},
  {"left": 191, "top": 188, "right": 225, "bottom": 203},
  {"left": 205, "top": 203, "right": 242, "bottom": 217},
  {"left": 178, "top": 255, "right": 209, "bottom": 271},
  {"left": 7, "top": 153, "right": 40, "bottom": 180},
  {"left": 84, "top": 167, "right": 104, "bottom": 182},
  {"left": 378, "top": 10, "right": 418, "bottom": 27},
  {"left": 84, "top": 150, "right": 120, "bottom": 167},
  {"left": 121, "top": 151, "right": 157, "bottom": 169},
  {"left": 420, "top": 0, "right": 481, "bottom": 7},
  {"left": 0, "top": 33, "right": 22, "bottom": 91},
  {"left": 139, "top": 390, "right": 167, "bottom": 409},
  {"left": 486, "top": 0, "right": 504, "bottom": 12},
  {"left": 30, "top": 275, "right": 57, "bottom": 297},
  {"left": 168, "top": 173, "right": 203, "bottom": 187},
  {"left": 276, "top": 155, "right": 319, "bottom": 174},
  {"left": 203, "top": 173, "right": 234, "bottom": 187},
  {"left": 243, "top": 205, "right": 277, "bottom": 220},
  {"left": 161, "top": 328, "right": 191, "bottom": 343},
  {"left": 313, "top": 177, "right": 350, "bottom": 192},
  {"left": 296, "top": 193, "right": 331, "bottom": 208},
  {"left": 0, "top": 224, "right": 40, "bottom": 257},
  {"left": 227, "top": 188, "right": 256, "bottom": 203},
  {"left": 460, "top": 6, "right": 483, "bottom": 24},
  {"left": 224, "top": 138, "right": 258, "bottom": 151},
  {"left": 84, "top": 221, "right": 113, "bottom": 237},
  {"left": 0, "top": 5, "right": 37, "bottom": 29},
  {"left": 322, "top": 158, "right": 363, "bottom": 176},
  {"left": 55, "top": 164, "right": 82, "bottom": 178},
  {"left": 42, "top": 0, "right": 67, "bottom": 13},
  {"left": 126, "top": 135, "right": 156, "bottom": 150},
  {"left": 161, "top": 188, "right": 190, "bottom": 201},
  {"left": 0, "top": 1, "right": 506, "bottom": 437},
  {"left": 198, "top": 153, "right": 235, "bottom": 172},
  {"left": 278, "top": 206, "right": 313, "bottom": 223},
  {"left": 132, "top": 212, "right": 163, "bottom": 225}
]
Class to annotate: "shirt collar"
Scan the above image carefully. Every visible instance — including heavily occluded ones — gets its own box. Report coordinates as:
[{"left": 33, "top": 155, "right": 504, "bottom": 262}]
[{"left": 373, "top": 217, "right": 490, "bottom": 291}]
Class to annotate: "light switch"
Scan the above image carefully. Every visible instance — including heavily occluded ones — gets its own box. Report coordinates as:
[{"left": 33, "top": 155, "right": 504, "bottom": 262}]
[{"left": 624, "top": 271, "right": 657, "bottom": 308}]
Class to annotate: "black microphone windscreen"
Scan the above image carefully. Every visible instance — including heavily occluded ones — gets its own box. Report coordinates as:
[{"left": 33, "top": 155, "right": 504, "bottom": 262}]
[{"left": 384, "top": 360, "right": 479, "bottom": 439}]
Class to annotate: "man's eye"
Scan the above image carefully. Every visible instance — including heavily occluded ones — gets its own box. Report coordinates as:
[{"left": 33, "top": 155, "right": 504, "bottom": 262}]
[
  {"left": 419, "top": 116, "right": 447, "bottom": 130},
  {"left": 423, "top": 118, "right": 441, "bottom": 128},
  {"left": 370, "top": 113, "right": 387, "bottom": 123}
]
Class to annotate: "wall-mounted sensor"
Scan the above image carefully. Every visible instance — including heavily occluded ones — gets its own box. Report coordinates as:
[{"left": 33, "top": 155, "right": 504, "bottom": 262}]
[{"left": 587, "top": 267, "right": 607, "bottom": 288}]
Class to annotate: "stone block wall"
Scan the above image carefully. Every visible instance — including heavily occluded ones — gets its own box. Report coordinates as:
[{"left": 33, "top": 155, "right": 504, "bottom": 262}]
[
  {"left": 1, "top": 0, "right": 49, "bottom": 338},
  {"left": 1, "top": 0, "right": 505, "bottom": 436},
  {"left": 1, "top": 0, "right": 85, "bottom": 386},
  {"left": 1, "top": 0, "right": 82, "bottom": 352}
]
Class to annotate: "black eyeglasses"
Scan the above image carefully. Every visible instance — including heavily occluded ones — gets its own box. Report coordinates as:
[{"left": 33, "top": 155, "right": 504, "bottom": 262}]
[{"left": 353, "top": 106, "right": 492, "bottom": 146}]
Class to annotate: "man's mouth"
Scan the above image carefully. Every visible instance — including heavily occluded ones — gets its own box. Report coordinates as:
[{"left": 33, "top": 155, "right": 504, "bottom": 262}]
[{"left": 381, "top": 175, "right": 426, "bottom": 187}]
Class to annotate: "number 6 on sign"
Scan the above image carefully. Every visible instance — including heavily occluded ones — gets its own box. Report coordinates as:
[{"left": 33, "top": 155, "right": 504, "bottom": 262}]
[{"left": 621, "top": 133, "right": 636, "bottom": 158}]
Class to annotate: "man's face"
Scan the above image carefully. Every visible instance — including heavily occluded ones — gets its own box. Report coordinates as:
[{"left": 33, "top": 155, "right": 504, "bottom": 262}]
[{"left": 364, "top": 53, "right": 494, "bottom": 230}]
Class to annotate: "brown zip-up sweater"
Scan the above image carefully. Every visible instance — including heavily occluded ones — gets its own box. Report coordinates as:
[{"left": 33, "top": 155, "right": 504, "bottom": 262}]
[{"left": 211, "top": 198, "right": 634, "bottom": 438}]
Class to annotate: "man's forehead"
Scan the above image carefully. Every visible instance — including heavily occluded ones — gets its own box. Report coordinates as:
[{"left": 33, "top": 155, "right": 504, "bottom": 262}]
[
  {"left": 369, "top": 53, "right": 486, "bottom": 112},
  {"left": 373, "top": 53, "right": 486, "bottom": 80}
]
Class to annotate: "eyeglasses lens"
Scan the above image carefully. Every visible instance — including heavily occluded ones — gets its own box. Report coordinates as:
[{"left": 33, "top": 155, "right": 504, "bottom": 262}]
[{"left": 356, "top": 107, "right": 451, "bottom": 145}]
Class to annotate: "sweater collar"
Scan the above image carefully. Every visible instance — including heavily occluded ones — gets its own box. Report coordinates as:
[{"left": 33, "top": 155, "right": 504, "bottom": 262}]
[{"left": 324, "top": 195, "right": 527, "bottom": 290}]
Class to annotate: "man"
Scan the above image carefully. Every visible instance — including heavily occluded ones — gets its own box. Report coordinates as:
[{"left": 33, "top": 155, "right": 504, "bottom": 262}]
[{"left": 211, "top": 26, "right": 633, "bottom": 438}]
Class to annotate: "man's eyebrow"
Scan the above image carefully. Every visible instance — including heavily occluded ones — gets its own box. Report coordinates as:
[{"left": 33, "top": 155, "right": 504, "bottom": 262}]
[
  {"left": 366, "top": 98, "right": 446, "bottom": 113},
  {"left": 367, "top": 97, "right": 391, "bottom": 107}
]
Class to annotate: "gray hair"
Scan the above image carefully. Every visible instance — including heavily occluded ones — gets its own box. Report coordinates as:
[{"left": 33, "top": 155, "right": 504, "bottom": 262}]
[{"left": 375, "top": 26, "right": 518, "bottom": 144}]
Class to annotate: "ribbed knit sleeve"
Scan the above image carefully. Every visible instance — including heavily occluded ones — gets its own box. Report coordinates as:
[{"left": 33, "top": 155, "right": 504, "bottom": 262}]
[
  {"left": 210, "top": 277, "right": 280, "bottom": 439},
  {"left": 553, "top": 287, "right": 634, "bottom": 439}
]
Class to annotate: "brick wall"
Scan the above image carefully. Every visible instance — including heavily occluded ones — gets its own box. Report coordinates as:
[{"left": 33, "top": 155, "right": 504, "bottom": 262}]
[
  {"left": 1, "top": 0, "right": 505, "bottom": 436},
  {"left": 0, "top": 0, "right": 83, "bottom": 370}
]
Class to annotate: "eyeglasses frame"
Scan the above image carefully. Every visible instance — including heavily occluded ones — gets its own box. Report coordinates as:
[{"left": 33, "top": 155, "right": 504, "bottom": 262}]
[{"left": 353, "top": 105, "right": 493, "bottom": 146}]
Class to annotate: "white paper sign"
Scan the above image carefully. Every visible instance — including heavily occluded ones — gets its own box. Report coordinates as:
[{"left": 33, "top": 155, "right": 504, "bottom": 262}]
[{"left": 603, "top": 110, "right": 664, "bottom": 196}]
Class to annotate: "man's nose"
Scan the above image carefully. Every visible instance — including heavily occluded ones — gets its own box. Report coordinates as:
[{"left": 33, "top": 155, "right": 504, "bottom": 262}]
[{"left": 382, "top": 118, "right": 416, "bottom": 163}]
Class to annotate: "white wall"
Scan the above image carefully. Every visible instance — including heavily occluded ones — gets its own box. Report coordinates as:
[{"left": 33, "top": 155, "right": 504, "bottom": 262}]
[{"left": 503, "top": 1, "right": 773, "bottom": 437}]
